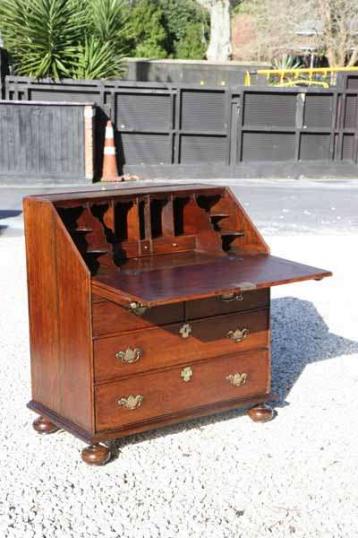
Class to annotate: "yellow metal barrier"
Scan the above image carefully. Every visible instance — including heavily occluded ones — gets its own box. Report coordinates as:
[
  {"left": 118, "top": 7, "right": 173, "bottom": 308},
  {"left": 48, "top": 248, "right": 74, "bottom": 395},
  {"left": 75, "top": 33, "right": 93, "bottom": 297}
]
[{"left": 244, "top": 66, "right": 358, "bottom": 87}]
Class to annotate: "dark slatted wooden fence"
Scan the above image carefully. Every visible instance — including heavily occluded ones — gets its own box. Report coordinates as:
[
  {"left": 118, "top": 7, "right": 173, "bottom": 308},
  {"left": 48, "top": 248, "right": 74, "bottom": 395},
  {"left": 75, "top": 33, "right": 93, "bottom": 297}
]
[
  {"left": 0, "top": 101, "right": 94, "bottom": 182},
  {"left": 1, "top": 73, "right": 357, "bottom": 181}
]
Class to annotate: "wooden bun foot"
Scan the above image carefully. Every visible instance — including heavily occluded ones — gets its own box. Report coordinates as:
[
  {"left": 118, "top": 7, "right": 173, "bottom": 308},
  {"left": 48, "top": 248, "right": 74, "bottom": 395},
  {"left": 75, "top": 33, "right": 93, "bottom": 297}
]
[
  {"left": 33, "top": 415, "right": 59, "bottom": 434},
  {"left": 247, "top": 404, "right": 274, "bottom": 423},
  {"left": 81, "top": 444, "right": 111, "bottom": 466}
]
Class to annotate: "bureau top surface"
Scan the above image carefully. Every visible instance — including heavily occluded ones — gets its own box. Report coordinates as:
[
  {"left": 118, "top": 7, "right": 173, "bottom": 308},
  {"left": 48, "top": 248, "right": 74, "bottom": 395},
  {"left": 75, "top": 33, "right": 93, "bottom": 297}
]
[
  {"left": 92, "top": 253, "right": 332, "bottom": 306},
  {"left": 24, "top": 183, "right": 220, "bottom": 204}
]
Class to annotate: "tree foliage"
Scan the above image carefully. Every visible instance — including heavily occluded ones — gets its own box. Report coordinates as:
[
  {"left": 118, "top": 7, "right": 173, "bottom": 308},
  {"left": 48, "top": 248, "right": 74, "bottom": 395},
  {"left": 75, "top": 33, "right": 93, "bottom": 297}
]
[
  {"left": 0, "top": 0, "right": 213, "bottom": 79},
  {"left": 0, "top": 0, "right": 128, "bottom": 79},
  {"left": 161, "top": 0, "right": 209, "bottom": 59},
  {"left": 0, "top": 0, "right": 80, "bottom": 78},
  {"left": 122, "top": 0, "right": 209, "bottom": 60},
  {"left": 238, "top": 0, "right": 358, "bottom": 67},
  {"left": 313, "top": 0, "right": 358, "bottom": 67},
  {"left": 120, "top": 0, "right": 212, "bottom": 61},
  {"left": 123, "top": 0, "right": 168, "bottom": 59}
]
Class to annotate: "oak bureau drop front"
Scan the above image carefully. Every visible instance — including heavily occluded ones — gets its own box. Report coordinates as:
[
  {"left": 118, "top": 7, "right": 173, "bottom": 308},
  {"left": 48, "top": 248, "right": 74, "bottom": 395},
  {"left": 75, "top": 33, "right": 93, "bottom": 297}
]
[{"left": 23, "top": 183, "right": 332, "bottom": 465}]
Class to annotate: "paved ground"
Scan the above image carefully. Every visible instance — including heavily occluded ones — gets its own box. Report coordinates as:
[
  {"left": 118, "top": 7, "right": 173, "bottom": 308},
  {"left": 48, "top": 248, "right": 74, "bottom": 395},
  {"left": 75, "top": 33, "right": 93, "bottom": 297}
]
[
  {"left": 1, "top": 178, "right": 358, "bottom": 237},
  {"left": 0, "top": 179, "right": 357, "bottom": 537}
]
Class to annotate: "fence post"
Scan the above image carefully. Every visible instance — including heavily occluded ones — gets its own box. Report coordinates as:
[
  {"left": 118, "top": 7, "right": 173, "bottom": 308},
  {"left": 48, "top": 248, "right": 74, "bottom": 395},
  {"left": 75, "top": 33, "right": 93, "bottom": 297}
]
[
  {"left": 0, "top": 48, "right": 9, "bottom": 99},
  {"left": 295, "top": 92, "right": 305, "bottom": 161},
  {"left": 84, "top": 105, "right": 95, "bottom": 180}
]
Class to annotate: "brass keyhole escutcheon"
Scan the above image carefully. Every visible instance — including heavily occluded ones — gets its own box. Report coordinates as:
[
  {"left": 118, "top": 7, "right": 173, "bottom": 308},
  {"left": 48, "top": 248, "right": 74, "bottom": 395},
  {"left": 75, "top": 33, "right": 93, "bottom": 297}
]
[
  {"left": 179, "top": 323, "right": 192, "bottom": 339},
  {"left": 226, "top": 327, "right": 249, "bottom": 343},
  {"left": 226, "top": 372, "right": 247, "bottom": 387},
  {"left": 181, "top": 366, "right": 193, "bottom": 382}
]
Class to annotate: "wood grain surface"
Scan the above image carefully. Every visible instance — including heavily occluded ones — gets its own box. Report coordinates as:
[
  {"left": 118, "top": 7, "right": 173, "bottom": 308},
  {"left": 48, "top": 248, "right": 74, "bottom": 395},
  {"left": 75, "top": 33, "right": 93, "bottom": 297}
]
[
  {"left": 95, "top": 349, "right": 270, "bottom": 431},
  {"left": 92, "top": 254, "right": 332, "bottom": 307},
  {"left": 93, "top": 309, "right": 269, "bottom": 382}
]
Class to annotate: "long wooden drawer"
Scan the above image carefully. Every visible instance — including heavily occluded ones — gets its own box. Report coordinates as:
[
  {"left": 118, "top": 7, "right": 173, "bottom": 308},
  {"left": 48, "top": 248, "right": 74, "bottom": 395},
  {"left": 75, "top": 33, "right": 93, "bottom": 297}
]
[
  {"left": 95, "top": 349, "right": 270, "bottom": 431},
  {"left": 186, "top": 289, "right": 269, "bottom": 319},
  {"left": 93, "top": 309, "right": 269, "bottom": 382},
  {"left": 92, "top": 299, "right": 185, "bottom": 337}
]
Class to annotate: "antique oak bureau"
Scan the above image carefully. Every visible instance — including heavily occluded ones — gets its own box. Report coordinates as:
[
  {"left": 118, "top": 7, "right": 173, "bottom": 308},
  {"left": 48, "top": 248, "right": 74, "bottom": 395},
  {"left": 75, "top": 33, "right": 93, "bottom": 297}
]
[{"left": 23, "top": 184, "right": 331, "bottom": 465}]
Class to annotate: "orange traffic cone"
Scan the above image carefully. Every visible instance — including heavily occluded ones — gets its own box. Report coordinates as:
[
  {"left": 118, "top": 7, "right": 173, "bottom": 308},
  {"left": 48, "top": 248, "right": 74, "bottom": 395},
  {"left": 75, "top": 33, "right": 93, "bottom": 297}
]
[{"left": 101, "top": 120, "right": 120, "bottom": 182}]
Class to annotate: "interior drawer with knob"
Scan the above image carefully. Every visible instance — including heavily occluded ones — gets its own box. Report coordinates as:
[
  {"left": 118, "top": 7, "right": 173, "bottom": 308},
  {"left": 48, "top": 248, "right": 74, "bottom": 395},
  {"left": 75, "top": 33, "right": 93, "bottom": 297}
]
[
  {"left": 93, "top": 309, "right": 269, "bottom": 382},
  {"left": 95, "top": 349, "right": 270, "bottom": 432},
  {"left": 92, "top": 299, "right": 185, "bottom": 337},
  {"left": 186, "top": 289, "right": 269, "bottom": 319}
]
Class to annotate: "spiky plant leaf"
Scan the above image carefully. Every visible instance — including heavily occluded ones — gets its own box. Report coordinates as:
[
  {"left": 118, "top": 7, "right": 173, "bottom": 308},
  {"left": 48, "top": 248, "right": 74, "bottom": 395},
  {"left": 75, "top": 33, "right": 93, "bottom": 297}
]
[
  {"left": 272, "top": 54, "right": 302, "bottom": 70},
  {"left": 0, "top": 0, "right": 85, "bottom": 79},
  {"left": 0, "top": 0, "right": 128, "bottom": 80},
  {"left": 87, "top": 0, "right": 128, "bottom": 54},
  {"left": 75, "top": 36, "right": 125, "bottom": 80}
]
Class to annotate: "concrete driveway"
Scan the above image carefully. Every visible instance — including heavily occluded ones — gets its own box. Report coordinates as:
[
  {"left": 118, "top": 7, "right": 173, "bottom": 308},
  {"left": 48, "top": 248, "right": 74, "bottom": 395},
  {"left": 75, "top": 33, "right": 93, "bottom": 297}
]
[{"left": 1, "top": 177, "right": 358, "bottom": 237}]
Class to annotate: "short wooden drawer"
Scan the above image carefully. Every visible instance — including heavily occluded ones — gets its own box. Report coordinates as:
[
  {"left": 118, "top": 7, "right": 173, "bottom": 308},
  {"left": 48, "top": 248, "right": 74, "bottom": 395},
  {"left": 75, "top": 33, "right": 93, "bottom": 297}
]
[
  {"left": 186, "top": 289, "right": 269, "bottom": 319},
  {"left": 95, "top": 349, "right": 270, "bottom": 431},
  {"left": 93, "top": 309, "right": 269, "bottom": 382},
  {"left": 92, "top": 299, "right": 185, "bottom": 337}
]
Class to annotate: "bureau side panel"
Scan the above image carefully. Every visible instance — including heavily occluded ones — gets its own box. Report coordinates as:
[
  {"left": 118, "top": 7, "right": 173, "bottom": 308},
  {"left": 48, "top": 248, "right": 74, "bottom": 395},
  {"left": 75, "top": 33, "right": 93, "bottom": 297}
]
[
  {"left": 24, "top": 200, "right": 61, "bottom": 416},
  {"left": 53, "top": 210, "right": 93, "bottom": 432},
  {"left": 24, "top": 198, "right": 93, "bottom": 433}
]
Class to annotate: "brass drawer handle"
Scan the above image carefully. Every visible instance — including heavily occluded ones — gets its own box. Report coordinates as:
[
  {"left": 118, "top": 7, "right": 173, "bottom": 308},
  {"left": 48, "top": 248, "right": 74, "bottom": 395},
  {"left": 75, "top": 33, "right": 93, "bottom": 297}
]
[
  {"left": 179, "top": 323, "right": 192, "bottom": 338},
  {"left": 115, "top": 347, "right": 143, "bottom": 364},
  {"left": 181, "top": 366, "right": 193, "bottom": 382},
  {"left": 118, "top": 394, "right": 144, "bottom": 410},
  {"left": 226, "top": 372, "right": 248, "bottom": 387},
  {"left": 226, "top": 328, "right": 249, "bottom": 343},
  {"left": 128, "top": 302, "right": 147, "bottom": 316},
  {"left": 218, "top": 292, "right": 244, "bottom": 303}
]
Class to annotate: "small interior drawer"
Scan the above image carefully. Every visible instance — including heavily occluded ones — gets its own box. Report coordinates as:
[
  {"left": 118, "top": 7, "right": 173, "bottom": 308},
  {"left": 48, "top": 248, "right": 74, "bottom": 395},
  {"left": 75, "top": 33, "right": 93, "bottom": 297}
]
[
  {"left": 186, "top": 289, "right": 269, "bottom": 319},
  {"left": 93, "top": 309, "right": 269, "bottom": 383},
  {"left": 95, "top": 349, "right": 270, "bottom": 432},
  {"left": 92, "top": 299, "right": 185, "bottom": 337}
]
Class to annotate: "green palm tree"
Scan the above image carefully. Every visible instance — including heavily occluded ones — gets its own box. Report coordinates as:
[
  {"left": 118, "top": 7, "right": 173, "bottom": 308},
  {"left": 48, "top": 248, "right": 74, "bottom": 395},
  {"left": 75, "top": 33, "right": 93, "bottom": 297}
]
[{"left": 0, "top": 0, "right": 128, "bottom": 80}]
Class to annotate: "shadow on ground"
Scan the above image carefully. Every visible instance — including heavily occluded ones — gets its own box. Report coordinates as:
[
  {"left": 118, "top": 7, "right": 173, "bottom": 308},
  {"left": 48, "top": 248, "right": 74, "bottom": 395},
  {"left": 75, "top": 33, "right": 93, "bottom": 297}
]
[
  {"left": 0, "top": 210, "right": 22, "bottom": 237},
  {"left": 109, "top": 297, "right": 358, "bottom": 457},
  {"left": 270, "top": 297, "right": 358, "bottom": 405}
]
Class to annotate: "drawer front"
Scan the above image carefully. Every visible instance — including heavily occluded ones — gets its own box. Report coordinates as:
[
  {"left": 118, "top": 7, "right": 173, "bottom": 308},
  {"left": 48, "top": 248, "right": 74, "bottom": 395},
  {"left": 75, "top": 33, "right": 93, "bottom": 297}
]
[
  {"left": 92, "top": 299, "right": 185, "bottom": 337},
  {"left": 94, "top": 309, "right": 269, "bottom": 382},
  {"left": 186, "top": 289, "right": 269, "bottom": 319},
  {"left": 95, "top": 349, "right": 270, "bottom": 431}
]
